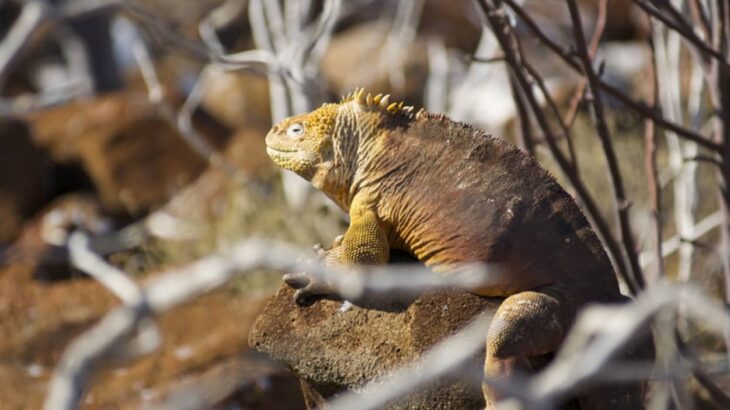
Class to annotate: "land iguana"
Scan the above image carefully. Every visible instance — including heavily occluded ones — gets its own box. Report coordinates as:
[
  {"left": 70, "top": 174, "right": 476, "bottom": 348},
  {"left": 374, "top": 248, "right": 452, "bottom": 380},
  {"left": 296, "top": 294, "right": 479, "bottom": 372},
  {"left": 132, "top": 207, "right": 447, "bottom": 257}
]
[{"left": 265, "top": 88, "right": 636, "bottom": 408}]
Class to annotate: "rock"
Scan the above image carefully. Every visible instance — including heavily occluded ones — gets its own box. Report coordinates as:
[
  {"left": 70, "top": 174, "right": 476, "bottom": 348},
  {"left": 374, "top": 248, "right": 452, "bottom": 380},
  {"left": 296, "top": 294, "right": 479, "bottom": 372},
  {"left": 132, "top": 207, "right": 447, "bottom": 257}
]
[
  {"left": 334, "top": 0, "right": 482, "bottom": 53},
  {"left": 250, "top": 283, "right": 652, "bottom": 409},
  {"left": 144, "top": 355, "right": 306, "bottom": 410},
  {"left": 321, "top": 22, "right": 429, "bottom": 106},
  {"left": 26, "top": 91, "right": 230, "bottom": 215},
  {"left": 0, "top": 118, "right": 52, "bottom": 244},
  {"left": 201, "top": 70, "right": 271, "bottom": 132},
  {"left": 2, "top": 194, "right": 113, "bottom": 281},
  {"left": 249, "top": 284, "right": 503, "bottom": 409},
  {"left": 223, "top": 127, "right": 277, "bottom": 181},
  {"left": 420, "top": 0, "right": 482, "bottom": 51},
  {"left": 0, "top": 253, "right": 275, "bottom": 409}
]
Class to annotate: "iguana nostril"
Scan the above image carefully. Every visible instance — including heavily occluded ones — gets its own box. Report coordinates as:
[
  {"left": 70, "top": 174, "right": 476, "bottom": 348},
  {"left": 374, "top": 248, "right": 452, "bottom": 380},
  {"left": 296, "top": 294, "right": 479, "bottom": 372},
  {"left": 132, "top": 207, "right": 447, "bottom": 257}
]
[{"left": 272, "top": 125, "right": 279, "bottom": 132}]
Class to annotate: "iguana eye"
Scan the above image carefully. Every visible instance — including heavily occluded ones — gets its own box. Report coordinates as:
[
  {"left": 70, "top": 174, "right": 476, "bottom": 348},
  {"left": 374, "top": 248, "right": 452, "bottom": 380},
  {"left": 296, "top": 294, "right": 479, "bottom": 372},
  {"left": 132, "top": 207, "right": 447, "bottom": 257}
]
[{"left": 287, "top": 123, "right": 305, "bottom": 138}]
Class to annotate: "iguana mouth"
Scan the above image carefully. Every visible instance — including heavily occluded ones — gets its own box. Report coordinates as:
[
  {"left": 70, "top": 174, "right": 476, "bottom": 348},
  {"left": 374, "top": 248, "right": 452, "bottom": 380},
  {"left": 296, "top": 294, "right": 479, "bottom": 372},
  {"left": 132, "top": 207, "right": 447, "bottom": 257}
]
[{"left": 266, "top": 146, "right": 298, "bottom": 155}]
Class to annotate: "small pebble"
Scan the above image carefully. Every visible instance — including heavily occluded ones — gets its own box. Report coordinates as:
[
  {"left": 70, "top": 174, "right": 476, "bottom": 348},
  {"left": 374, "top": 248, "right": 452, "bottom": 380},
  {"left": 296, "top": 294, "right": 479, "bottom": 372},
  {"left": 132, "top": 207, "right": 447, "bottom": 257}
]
[
  {"left": 26, "top": 364, "right": 43, "bottom": 378},
  {"left": 173, "top": 345, "right": 193, "bottom": 360},
  {"left": 339, "top": 300, "right": 353, "bottom": 312},
  {"left": 141, "top": 388, "right": 156, "bottom": 401}
]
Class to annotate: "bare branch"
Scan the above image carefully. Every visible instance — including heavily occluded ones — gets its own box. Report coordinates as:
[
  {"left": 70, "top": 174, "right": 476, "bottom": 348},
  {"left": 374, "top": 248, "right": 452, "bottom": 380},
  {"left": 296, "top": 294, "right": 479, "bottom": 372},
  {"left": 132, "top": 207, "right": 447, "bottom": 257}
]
[
  {"left": 522, "top": 61, "right": 579, "bottom": 171},
  {"left": 528, "top": 283, "right": 730, "bottom": 402},
  {"left": 131, "top": 39, "right": 241, "bottom": 178},
  {"left": 500, "top": 0, "right": 721, "bottom": 152},
  {"left": 425, "top": 38, "right": 450, "bottom": 113},
  {"left": 123, "top": 2, "right": 282, "bottom": 75},
  {"left": 562, "top": 0, "right": 608, "bottom": 128},
  {"left": 298, "top": 0, "right": 343, "bottom": 71},
  {"left": 639, "top": 210, "right": 723, "bottom": 268},
  {"left": 644, "top": 34, "right": 664, "bottom": 280},
  {"left": 68, "top": 232, "right": 142, "bottom": 304},
  {"left": 566, "top": 0, "right": 645, "bottom": 291},
  {"left": 197, "top": 0, "right": 245, "bottom": 54},
  {"left": 0, "top": 1, "right": 50, "bottom": 86},
  {"left": 0, "top": 81, "right": 88, "bottom": 116},
  {"left": 684, "top": 154, "right": 723, "bottom": 166},
  {"left": 508, "top": 75, "right": 535, "bottom": 156},
  {"left": 379, "top": 0, "right": 425, "bottom": 90},
  {"left": 633, "top": 0, "right": 727, "bottom": 63}
]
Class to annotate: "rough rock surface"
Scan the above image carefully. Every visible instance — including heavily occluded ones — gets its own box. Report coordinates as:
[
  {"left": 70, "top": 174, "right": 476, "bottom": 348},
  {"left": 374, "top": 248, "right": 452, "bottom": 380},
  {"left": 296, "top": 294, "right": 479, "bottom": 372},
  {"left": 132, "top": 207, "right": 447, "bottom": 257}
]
[
  {"left": 201, "top": 71, "right": 271, "bottom": 132},
  {"left": 251, "top": 282, "right": 653, "bottom": 410},
  {"left": 26, "top": 92, "right": 229, "bottom": 215},
  {"left": 0, "top": 245, "right": 286, "bottom": 409},
  {"left": 2, "top": 194, "right": 112, "bottom": 281},
  {"left": 249, "top": 284, "right": 505, "bottom": 409}
]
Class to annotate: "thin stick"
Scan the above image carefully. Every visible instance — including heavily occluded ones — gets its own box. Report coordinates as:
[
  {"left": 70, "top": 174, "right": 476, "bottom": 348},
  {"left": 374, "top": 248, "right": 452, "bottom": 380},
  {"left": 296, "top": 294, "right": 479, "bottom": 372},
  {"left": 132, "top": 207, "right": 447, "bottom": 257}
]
[
  {"left": 639, "top": 210, "right": 723, "bottom": 268},
  {"left": 500, "top": 0, "right": 721, "bottom": 152},
  {"left": 522, "top": 61, "right": 579, "bottom": 172},
  {"left": 644, "top": 35, "right": 664, "bottom": 280},
  {"left": 131, "top": 40, "right": 239, "bottom": 177},
  {"left": 562, "top": 0, "right": 608, "bottom": 128},
  {"left": 633, "top": 0, "right": 726, "bottom": 63},
  {"left": 508, "top": 76, "right": 535, "bottom": 156},
  {"left": 565, "top": 0, "right": 645, "bottom": 291}
]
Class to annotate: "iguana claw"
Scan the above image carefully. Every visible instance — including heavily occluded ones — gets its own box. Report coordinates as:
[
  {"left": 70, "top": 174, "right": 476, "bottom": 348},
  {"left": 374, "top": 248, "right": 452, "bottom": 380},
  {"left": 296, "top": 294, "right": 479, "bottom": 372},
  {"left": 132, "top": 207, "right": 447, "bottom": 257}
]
[
  {"left": 313, "top": 235, "right": 343, "bottom": 258},
  {"left": 285, "top": 239, "right": 346, "bottom": 305},
  {"left": 282, "top": 271, "right": 310, "bottom": 288},
  {"left": 282, "top": 272, "right": 339, "bottom": 306},
  {"left": 312, "top": 243, "right": 328, "bottom": 258}
]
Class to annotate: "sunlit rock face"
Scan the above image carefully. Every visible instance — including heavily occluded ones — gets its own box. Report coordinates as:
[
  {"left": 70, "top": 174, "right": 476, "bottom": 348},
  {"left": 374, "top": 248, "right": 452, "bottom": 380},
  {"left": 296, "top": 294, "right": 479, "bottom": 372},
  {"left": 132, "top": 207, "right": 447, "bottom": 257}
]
[{"left": 250, "top": 283, "right": 502, "bottom": 409}]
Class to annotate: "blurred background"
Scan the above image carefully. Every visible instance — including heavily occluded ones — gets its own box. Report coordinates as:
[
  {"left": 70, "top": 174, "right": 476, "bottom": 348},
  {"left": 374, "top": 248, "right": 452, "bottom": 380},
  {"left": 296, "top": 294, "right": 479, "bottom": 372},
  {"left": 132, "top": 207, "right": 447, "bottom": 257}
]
[{"left": 0, "top": 0, "right": 728, "bottom": 408}]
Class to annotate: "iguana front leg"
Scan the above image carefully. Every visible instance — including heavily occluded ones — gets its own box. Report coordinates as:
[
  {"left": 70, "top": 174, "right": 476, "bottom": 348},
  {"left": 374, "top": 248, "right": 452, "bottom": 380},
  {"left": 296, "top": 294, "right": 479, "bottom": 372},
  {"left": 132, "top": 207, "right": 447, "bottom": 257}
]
[{"left": 285, "top": 197, "right": 390, "bottom": 305}]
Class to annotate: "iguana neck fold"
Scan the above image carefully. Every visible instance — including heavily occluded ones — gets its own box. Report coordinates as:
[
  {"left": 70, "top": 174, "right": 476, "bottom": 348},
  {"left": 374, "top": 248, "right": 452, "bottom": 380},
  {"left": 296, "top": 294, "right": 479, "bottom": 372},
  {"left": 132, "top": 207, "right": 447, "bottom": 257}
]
[{"left": 315, "top": 102, "right": 384, "bottom": 211}]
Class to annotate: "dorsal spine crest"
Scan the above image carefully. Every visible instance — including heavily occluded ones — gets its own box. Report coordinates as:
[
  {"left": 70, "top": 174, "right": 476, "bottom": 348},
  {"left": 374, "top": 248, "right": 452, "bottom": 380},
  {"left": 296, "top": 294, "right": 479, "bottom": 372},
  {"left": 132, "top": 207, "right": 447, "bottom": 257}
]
[{"left": 339, "top": 87, "right": 416, "bottom": 119}]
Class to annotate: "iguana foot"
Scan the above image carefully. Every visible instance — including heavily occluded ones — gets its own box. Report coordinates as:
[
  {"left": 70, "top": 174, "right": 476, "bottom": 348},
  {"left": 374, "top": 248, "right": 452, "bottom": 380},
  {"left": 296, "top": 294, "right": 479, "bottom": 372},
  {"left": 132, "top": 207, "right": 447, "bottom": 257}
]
[
  {"left": 483, "top": 288, "right": 575, "bottom": 407},
  {"left": 283, "top": 271, "right": 340, "bottom": 306}
]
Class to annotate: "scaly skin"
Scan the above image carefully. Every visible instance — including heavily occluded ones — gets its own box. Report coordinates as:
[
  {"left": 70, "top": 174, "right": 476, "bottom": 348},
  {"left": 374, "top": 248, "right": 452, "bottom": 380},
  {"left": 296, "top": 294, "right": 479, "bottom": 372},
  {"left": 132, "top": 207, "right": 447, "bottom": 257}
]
[{"left": 265, "top": 89, "right": 645, "bottom": 409}]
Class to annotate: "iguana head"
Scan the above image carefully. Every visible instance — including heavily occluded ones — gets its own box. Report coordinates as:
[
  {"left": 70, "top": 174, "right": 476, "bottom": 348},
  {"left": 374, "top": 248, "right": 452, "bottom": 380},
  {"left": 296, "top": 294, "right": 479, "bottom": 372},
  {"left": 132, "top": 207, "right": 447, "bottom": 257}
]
[
  {"left": 265, "top": 103, "right": 339, "bottom": 182},
  {"left": 265, "top": 88, "right": 416, "bottom": 209}
]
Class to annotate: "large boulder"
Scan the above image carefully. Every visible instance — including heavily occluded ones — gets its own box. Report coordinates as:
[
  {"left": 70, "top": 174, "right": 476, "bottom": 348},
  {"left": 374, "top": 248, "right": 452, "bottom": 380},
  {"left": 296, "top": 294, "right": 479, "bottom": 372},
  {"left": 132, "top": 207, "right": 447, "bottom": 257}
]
[
  {"left": 320, "top": 22, "right": 429, "bottom": 107},
  {"left": 26, "top": 92, "right": 230, "bottom": 216},
  {"left": 250, "top": 284, "right": 503, "bottom": 409},
  {"left": 201, "top": 70, "right": 271, "bottom": 133}
]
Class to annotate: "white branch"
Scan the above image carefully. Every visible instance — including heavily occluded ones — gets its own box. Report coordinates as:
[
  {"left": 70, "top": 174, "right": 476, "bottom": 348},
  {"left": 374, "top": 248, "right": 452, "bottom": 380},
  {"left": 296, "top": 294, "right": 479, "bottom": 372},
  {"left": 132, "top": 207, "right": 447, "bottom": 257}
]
[
  {"left": 131, "top": 38, "right": 241, "bottom": 178},
  {"left": 0, "top": 0, "right": 49, "bottom": 85},
  {"left": 379, "top": 0, "right": 424, "bottom": 90},
  {"left": 68, "top": 232, "right": 142, "bottom": 304},
  {"left": 639, "top": 210, "right": 723, "bottom": 268},
  {"left": 425, "top": 38, "right": 450, "bottom": 113}
]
